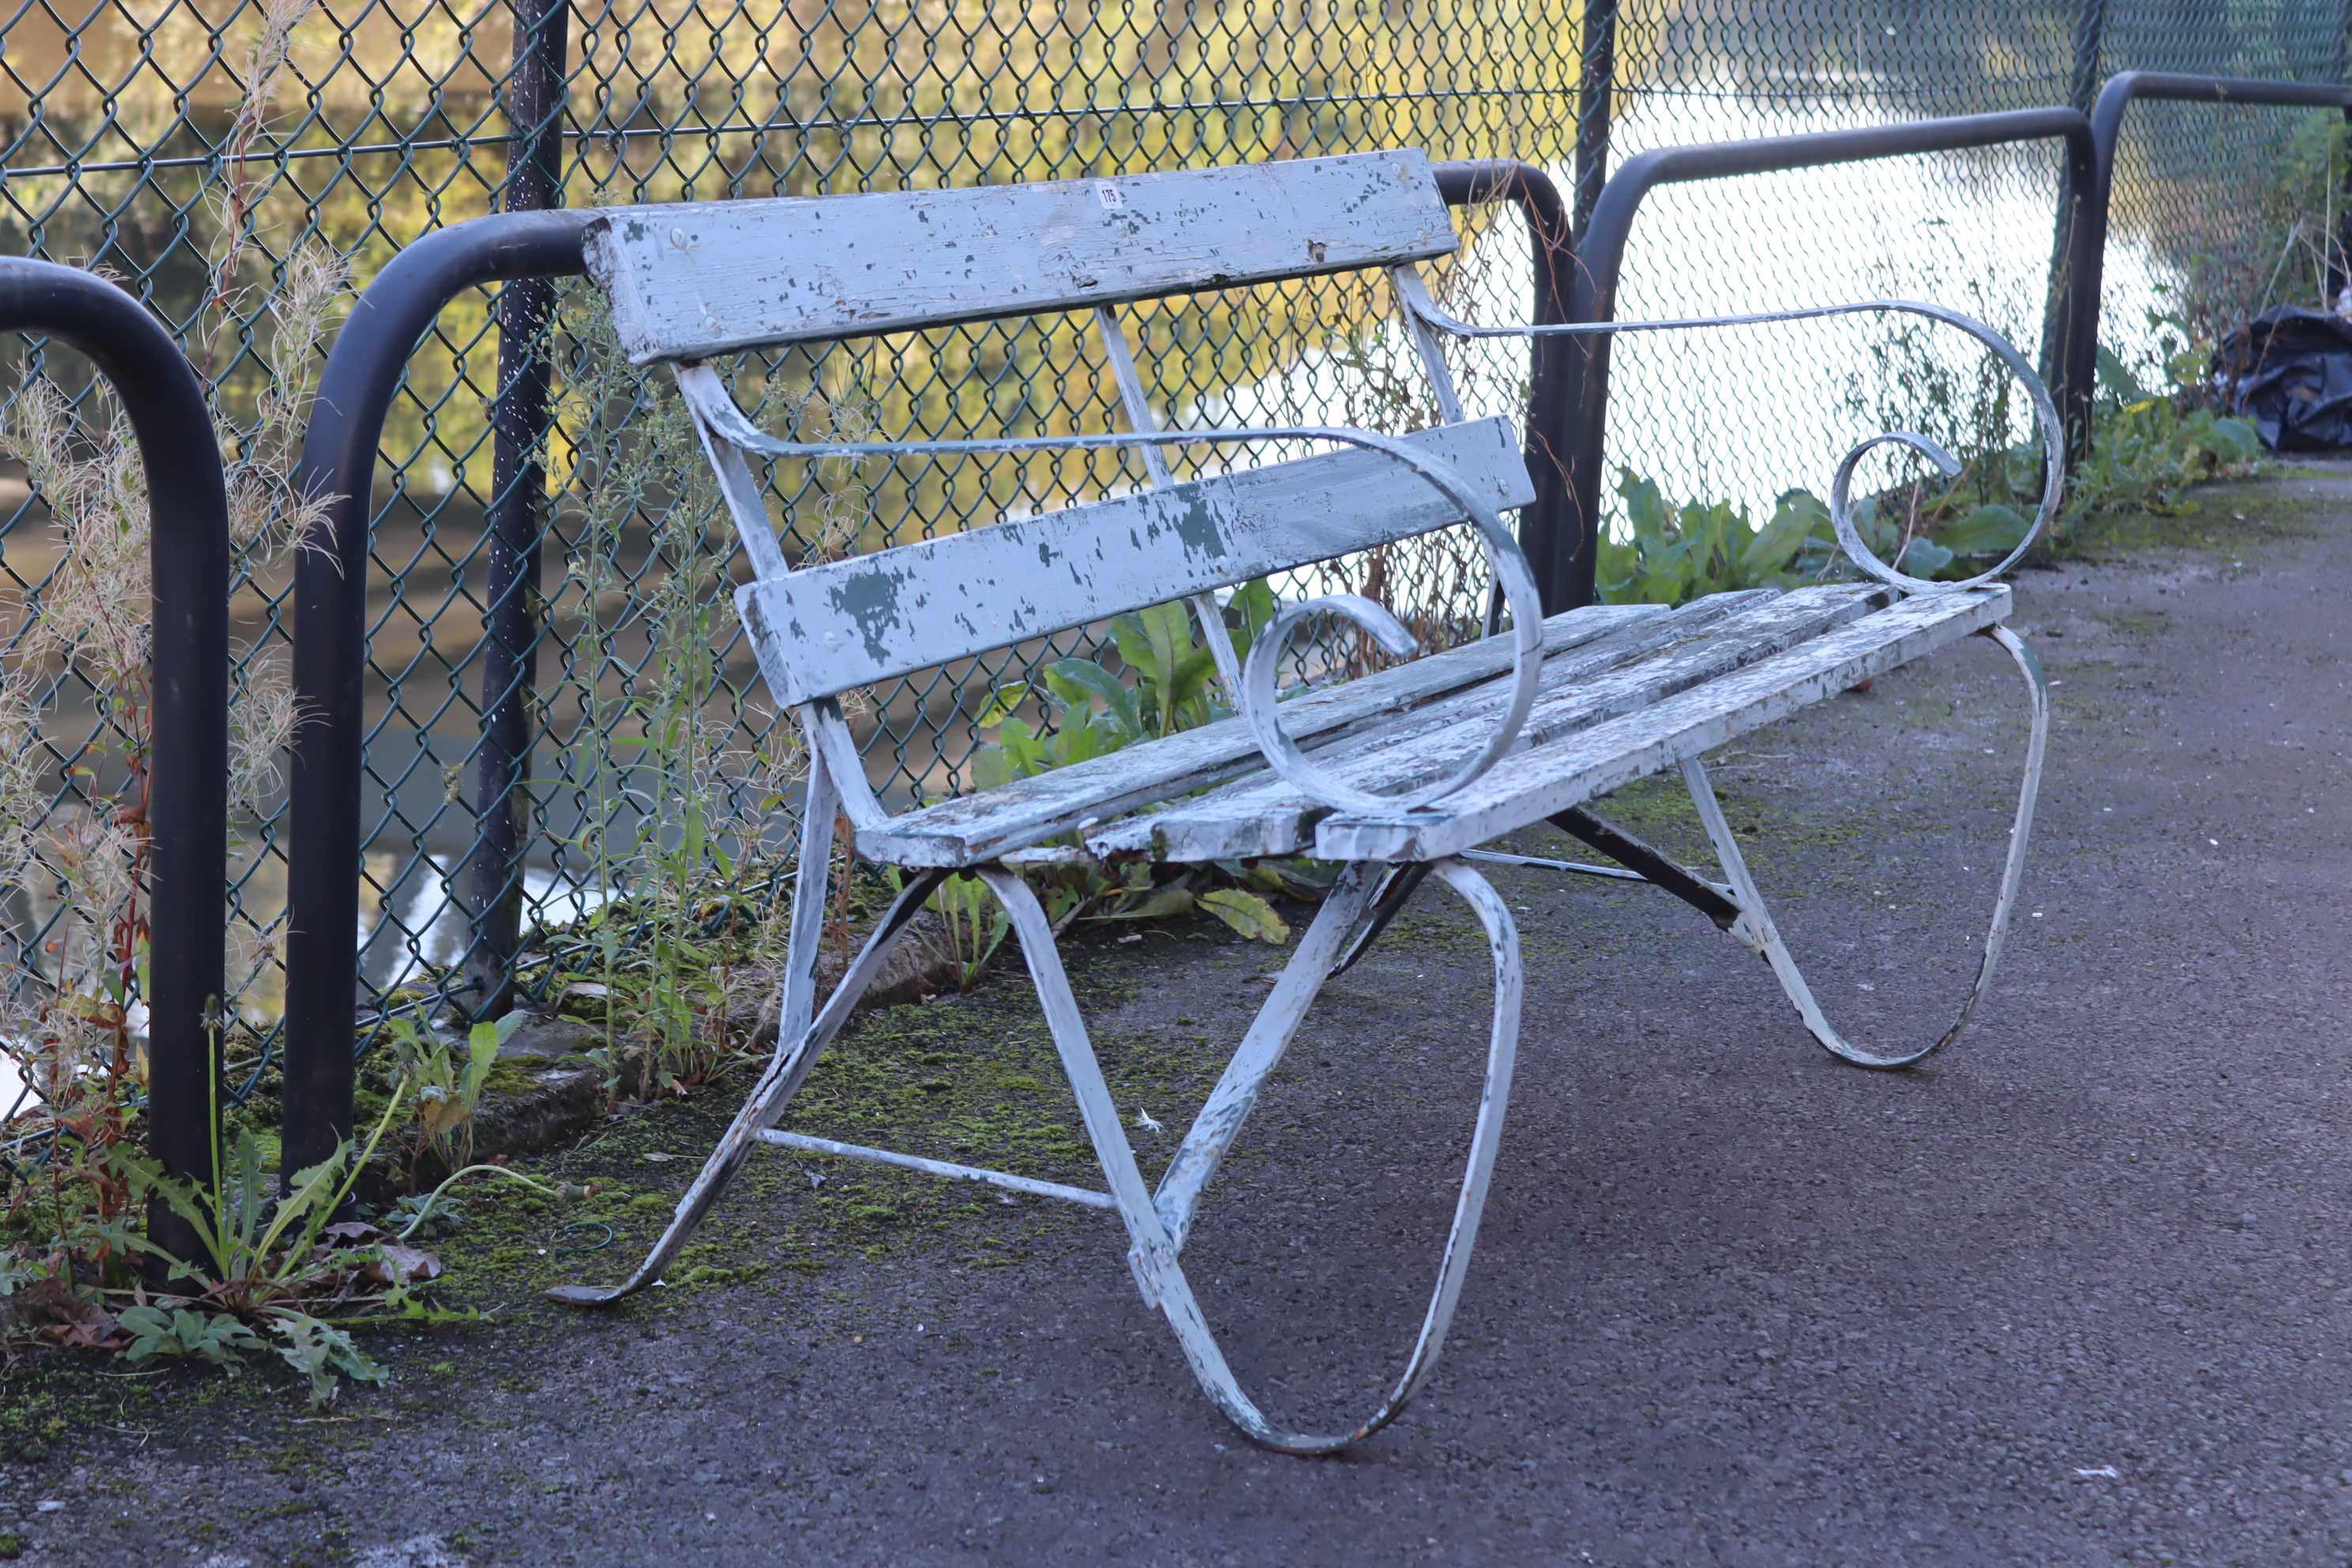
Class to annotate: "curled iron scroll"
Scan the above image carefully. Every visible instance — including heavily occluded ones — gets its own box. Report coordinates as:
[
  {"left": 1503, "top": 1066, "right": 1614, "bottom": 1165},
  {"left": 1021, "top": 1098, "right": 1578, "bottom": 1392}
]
[
  {"left": 1395, "top": 279, "right": 2066, "bottom": 594},
  {"left": 674, "top": 368, "right": 1547, "bottom": 815}
]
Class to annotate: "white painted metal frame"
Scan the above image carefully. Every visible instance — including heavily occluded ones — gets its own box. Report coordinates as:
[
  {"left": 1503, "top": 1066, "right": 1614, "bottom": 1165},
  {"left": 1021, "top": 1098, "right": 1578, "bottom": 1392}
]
[{"left": 552, "top": 148, "right": 2061, "bottom": 1453}]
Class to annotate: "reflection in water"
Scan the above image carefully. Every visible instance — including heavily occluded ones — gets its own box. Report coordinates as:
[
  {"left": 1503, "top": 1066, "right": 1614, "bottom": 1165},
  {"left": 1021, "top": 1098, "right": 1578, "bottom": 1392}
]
[{"left": 358, "top": 855, "right": 614, "bottom": 993}]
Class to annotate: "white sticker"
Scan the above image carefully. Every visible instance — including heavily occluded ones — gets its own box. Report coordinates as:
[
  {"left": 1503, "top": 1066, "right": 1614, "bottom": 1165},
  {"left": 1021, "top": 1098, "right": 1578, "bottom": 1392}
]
[{"left": 1095, "top": 179, "right": 1125, "bottom": 211}]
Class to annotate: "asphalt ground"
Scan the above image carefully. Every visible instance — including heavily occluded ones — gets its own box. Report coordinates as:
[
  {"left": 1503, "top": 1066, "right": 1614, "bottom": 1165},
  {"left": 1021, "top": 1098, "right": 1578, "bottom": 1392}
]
[{"left": 5, "top": 463, "right": 2351, "bottom": 1567}]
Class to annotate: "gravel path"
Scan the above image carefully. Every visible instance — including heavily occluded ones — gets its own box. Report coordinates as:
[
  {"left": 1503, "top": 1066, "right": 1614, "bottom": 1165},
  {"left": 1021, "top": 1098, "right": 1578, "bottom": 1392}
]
[{"left": 6, "top": 465, "right": 2351, "bottom": 1567}]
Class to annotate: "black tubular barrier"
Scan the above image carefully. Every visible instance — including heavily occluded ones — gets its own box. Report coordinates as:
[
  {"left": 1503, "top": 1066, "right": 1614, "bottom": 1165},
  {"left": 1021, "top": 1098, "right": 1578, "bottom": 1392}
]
[
  {"left": 0, "top": 259, "right": 231, "bottom": 1269},
  {"left": 1562, "top": 107, "right": 2099, "bottom": 612},
  {"left": 282, "top": 209, "right": 590, "bottom": 1178},
  {"left": 1430, "top": 160, "right": 1580, "bottom": 616},
  {"left": 276, "top": 168, "right": 1577, "bottom": 1163},
  {"left": 2064, "top": 73, "right": 2352, "bottom": 454}
]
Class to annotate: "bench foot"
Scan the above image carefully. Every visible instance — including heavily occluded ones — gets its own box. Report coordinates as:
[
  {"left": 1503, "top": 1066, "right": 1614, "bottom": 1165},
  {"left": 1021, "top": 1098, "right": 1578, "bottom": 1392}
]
[
  {"left": 979, "top": 859, "right": 1521, "bottom": 1454},
  {"left": 545, "top": 859, "right": 952, "bottom": 1306},
  {"left": 1680, "top": 624, "right": 2050, "bottom": 1069}
]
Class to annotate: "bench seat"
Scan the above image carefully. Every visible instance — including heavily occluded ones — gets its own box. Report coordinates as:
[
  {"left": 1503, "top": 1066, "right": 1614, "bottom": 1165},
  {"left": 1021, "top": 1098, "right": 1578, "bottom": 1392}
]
[{"left": 865, "top": 581, "right": 2002, "bottom": 869}]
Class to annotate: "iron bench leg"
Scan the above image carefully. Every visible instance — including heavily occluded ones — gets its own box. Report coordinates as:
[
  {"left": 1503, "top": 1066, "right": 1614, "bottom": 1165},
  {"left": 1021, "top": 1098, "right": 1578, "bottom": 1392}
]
[
  {"left": 1679, "top": 624, "right": 2051, "bottom": 1070},
  {"left": 556, "top": 842, "right": 1524, "bottom": 1453},
  {"left": 974, "top": 858, "right": 1522, "bottom": 1455},
  {"left": 546, "top": 807, "right": 950, "bottom": 1305}
]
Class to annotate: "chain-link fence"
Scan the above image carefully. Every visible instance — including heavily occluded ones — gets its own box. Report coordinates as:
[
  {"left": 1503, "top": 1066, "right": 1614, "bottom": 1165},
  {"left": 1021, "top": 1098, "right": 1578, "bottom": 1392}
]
[{"left": 0, "top": 0, "right": 2343, "bottom": 1080}]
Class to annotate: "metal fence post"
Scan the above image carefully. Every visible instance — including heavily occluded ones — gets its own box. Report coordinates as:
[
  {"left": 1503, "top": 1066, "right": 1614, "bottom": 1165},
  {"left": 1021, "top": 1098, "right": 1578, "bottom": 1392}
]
[
  {"left": 467, "top": 0, "right": 570, "bottom": 1020},
  {"left": 2039, "top": 0, "right": 2109, "bottom": 459},
  {"left": 1571, "top": 0, "right": 1620, "bottom": 245},
  {"left": 2067, "top": 0, "right": 2110, "bottom": 115}
]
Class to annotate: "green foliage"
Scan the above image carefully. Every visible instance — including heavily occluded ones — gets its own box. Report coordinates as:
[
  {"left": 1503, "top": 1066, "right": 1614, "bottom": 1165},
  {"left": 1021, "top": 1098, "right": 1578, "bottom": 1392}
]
[
  {"left": 124, "top": 1101, "right": 398, "bottom": 1314},
  {"left": 974, "top": 580, "right": 1277, "bottom": 790},
  {"left": 1600, "top": 361, "right": 2261, "bottom": 605},
  {"left": 1113, "top": 601, "right": 1223, "bottom": 737},
  {"left": 119, "top": 1304, "right": 262, "bottom": 1369},
  {"left": 951, "top": 579, "right": 1296, "bottom": 963},
  {"left": 268, "top": 1312, "right": 390, "bottom": 1409},
  {"left": 381, "top": 1012, "right": 519, "bottom": 1179},
  {"left": 928, "top": 873, "right": 1012, "bottom": 993},
  {"left": 1597, "top": 470, "right": 2030, "bottom": 605},
  {"left": 386, "top": 1191, "right": 467, "bottom": 1240},
  {"left": 1597, "top": 473, "right": 1840, "bottom": 605},
  {"left": 1197, "top": 888, "right": 1292, "bottom": 944},
  {"left": 88, "top": 1091, "right": 411, "bottom": 1406},
  {"left": 2070, "top": 349, "right": 2263, "bottom": 522},
  {"left": 0, "top": 1253, "right": 43, "bottom": 1302},
  {"left": 548, "top": 285, "right": 801, "bottom": 1098},
  {"left": 2158, "top": 111, "right": 2352, "bottom": 360}
]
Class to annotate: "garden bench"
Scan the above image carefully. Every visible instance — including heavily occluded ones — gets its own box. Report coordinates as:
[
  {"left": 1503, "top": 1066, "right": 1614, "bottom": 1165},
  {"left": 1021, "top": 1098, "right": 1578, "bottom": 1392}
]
[{"left": 548, "top": 149, "right": 2057, "bottom": 1453}]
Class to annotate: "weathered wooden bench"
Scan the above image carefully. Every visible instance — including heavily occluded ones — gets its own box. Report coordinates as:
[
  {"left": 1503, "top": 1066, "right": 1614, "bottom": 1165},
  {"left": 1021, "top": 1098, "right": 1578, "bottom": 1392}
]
[{"left": 548, "top": 150, "right": 2056, "bottom": 1453}]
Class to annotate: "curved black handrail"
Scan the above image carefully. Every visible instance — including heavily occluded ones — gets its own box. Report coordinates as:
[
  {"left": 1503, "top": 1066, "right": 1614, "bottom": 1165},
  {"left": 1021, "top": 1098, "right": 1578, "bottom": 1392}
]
[
  {"left": 1431, "top": 160, "right": 1579, "bottom": 615},
  {"left": 1562, "top": 107, "right": 2098, "bottom": 611},
  {"left": 2064, "top": 72, "right": 2352, "bottom": 452},
  {"left": 0, "top": 258, "right": 229, "bottom": 1268},
  {"left": 281, "top": 209, "right": 590, "bottom": 1175}
]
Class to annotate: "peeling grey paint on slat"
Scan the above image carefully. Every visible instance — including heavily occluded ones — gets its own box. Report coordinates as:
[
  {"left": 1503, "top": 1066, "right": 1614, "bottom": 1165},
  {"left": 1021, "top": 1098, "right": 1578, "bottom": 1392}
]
[
  {"left": 585, "top": 151, "right": 1455, "bottom": 364},
  {"left": 1087, "top": 585, "right": 1890, "bottom": 863},
  {"left": 737, "top": 416, "right": 1532, "bottom": 706},
  {"left": 1316, "top": 587, "right": 2011, "bottom": 862},
  {"left": 855, "top": 601, "right": 1675, "bottom": 866}
]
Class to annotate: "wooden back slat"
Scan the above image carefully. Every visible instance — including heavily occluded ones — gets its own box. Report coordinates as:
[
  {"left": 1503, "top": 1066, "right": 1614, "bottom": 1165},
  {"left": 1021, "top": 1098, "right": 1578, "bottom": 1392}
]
[
  {"left": 735, "top": 415, "right": 1533, "bottom": 705},
  {"left": 585, "top": 151, "right": 1455, "bottom": 364}
]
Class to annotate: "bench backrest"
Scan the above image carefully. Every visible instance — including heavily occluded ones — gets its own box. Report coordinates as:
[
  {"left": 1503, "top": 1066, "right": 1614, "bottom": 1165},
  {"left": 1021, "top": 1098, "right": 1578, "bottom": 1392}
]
[
  {"left": 581, "top": 149, "right": 1525, "bottom": 719},
  {"left": 584, "top": 150, "right": 1457, "bottom": 364}
]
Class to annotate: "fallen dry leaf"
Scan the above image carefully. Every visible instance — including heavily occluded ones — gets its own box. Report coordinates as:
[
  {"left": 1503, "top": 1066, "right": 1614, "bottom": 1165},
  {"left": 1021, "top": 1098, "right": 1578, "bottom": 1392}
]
[
  {"left": 24, "top": 1278, "right": 123, "bottom": 1350},
  {"left": 360, "top": 1242, "right": 444, "bottom": 1287}
]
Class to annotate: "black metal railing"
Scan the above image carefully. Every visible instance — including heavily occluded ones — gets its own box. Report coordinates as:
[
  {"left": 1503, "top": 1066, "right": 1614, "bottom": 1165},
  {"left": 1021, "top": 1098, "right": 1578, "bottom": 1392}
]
[
  {"left": 1557, "top": 107, "right": 2100, "bottom": 609},
  {"left": 2060, "top": 72, "right": 2352, "bottom": 449},
  {"left": 0, "top": 259, "right": 228, "bottom": 1268}
]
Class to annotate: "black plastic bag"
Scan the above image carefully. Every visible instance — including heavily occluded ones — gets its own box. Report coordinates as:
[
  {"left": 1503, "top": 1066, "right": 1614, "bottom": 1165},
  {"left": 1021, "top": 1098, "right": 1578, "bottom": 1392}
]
[{"left": 2218, "top": 306, "right": 2352, "bottom": 451}]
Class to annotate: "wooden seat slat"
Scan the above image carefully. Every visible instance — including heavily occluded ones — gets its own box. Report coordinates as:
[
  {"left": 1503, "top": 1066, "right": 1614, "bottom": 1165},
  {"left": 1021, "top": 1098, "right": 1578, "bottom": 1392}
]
[
  {"left": 737, "top": 416, "right": 1532, "bottom": 707},
  {"left": 1317, "top": 586, "right": 2011, "bottom": 862},
  {"left": 1087, "top": 584, "right": 1886, "bottom": 862},
  {"left": 585, "top": 151, "right": 1455, "bottom": 365},
  {"left": 856, "top": 598, "right": 1686, "bottom": 867}
]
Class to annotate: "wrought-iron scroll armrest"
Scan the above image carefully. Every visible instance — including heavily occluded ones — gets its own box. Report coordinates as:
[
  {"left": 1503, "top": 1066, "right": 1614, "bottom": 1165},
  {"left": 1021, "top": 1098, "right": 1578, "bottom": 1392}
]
[
  {"left": 1389, "top": 270, "right": 2064, "bottom": 595},
  {"left": 672, "top": 366, "right": 1545, "bottom": 814}
]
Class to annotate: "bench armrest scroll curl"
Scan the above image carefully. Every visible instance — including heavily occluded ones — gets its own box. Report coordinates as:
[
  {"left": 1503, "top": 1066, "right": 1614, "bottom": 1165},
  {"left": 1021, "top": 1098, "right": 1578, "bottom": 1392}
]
[{"left": 1391, "top": 273, "right": 2065, "bottom": 594}]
